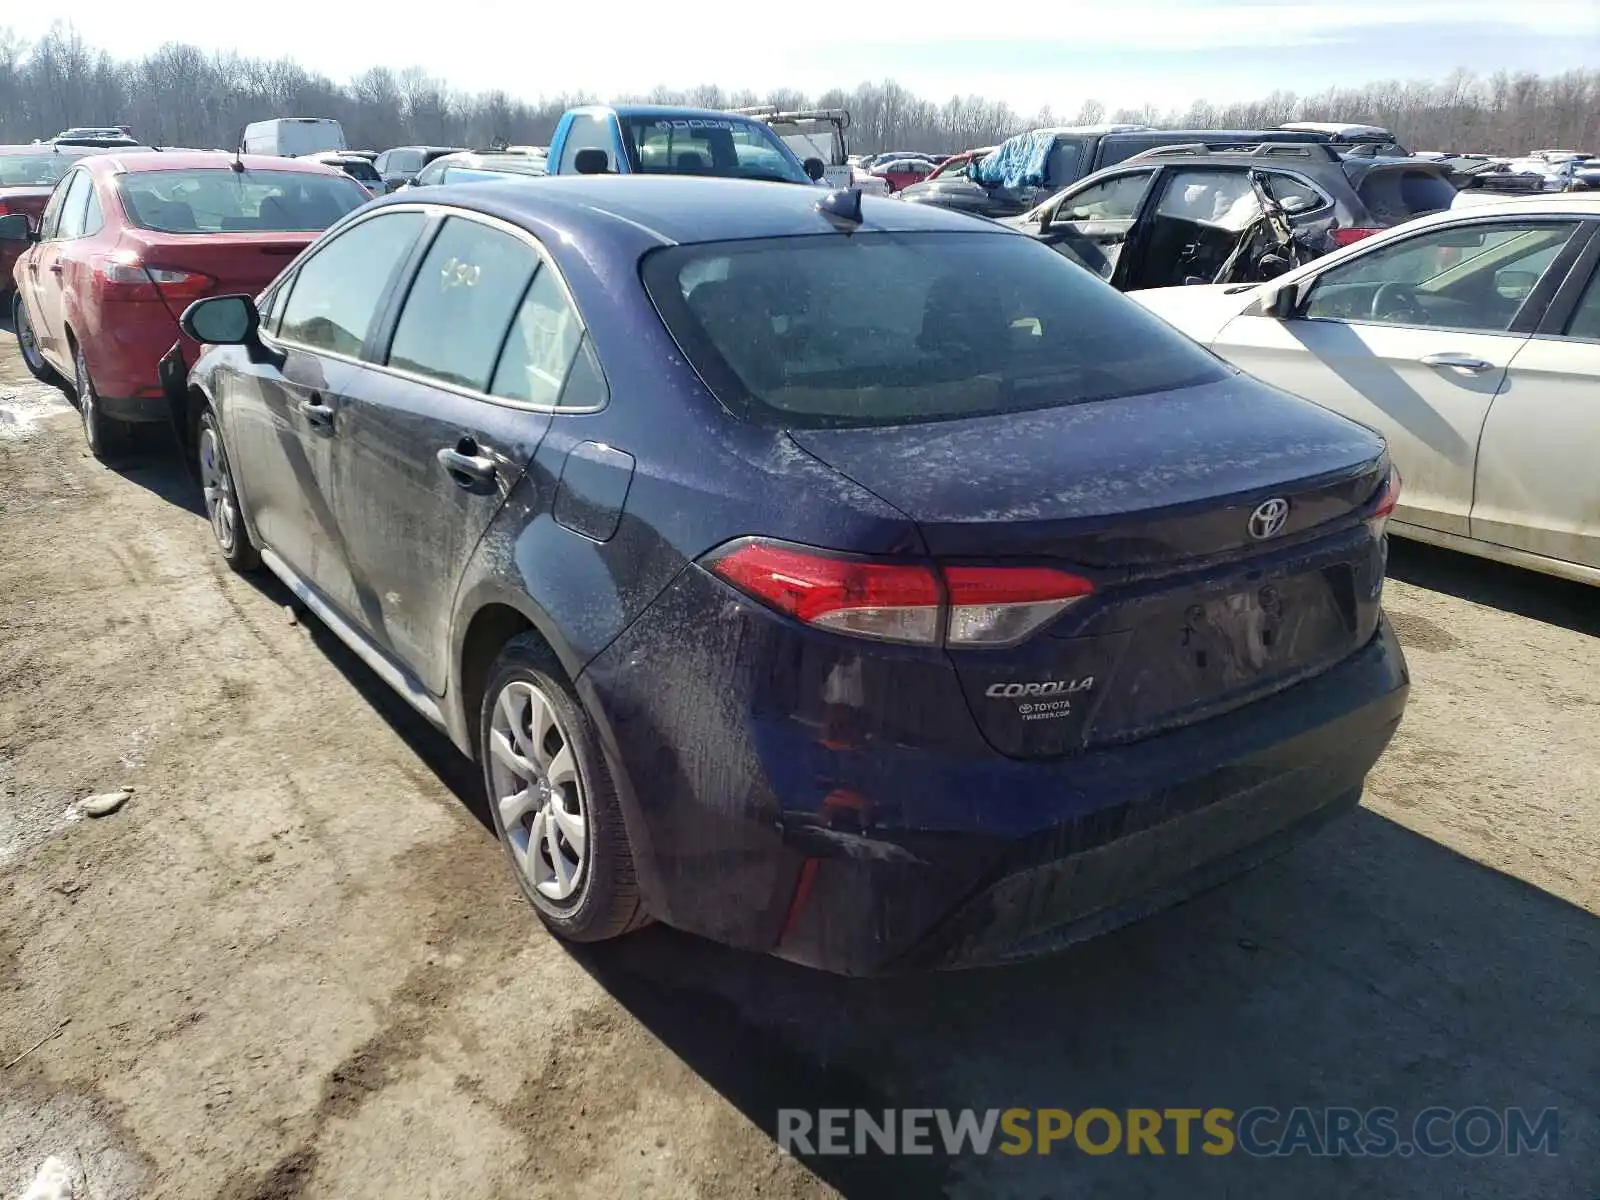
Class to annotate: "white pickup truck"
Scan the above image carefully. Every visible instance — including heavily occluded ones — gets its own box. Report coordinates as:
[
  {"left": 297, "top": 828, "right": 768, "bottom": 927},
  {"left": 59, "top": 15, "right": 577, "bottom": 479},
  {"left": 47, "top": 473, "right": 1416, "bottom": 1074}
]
[{"left": 733, "top": 107, "right": 888, "bottom": 195}]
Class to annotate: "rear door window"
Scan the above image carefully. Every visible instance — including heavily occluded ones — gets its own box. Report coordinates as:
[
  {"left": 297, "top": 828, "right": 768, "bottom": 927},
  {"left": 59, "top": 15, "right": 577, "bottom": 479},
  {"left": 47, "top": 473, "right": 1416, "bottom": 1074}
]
[
  {"left": 490, "top": 265, "right": 585, "bottom": 404},
  {"left": 1564, "top": 267, "right": 1600, "bottom": 340},
  {"left": 53, "top": 171, "right": 92, "bottom": 239},
  {"left": 1261, "top": 171, "right": 1330, "bottom": 215},
  {"left": 386, "top": 216, "right": 540, "bottom": 392},
  {"left": 36, "top": 177, "right": 71, "bottom": 239},
  {"left": 1155, "top": 169, "right": 1257, "bottom": 228},
  {"left": 277, "top": 211, "right": 428, "bottom": 357}
]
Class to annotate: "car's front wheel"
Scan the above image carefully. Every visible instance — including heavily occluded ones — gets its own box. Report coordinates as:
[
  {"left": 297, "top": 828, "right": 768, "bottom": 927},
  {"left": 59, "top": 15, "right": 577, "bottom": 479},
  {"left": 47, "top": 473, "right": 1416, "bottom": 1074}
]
[
  {"left": 196, "top": 406, "right": 260, "bottom": 572},
  {"left": 73, "top": 343, "right": 128, "bottom": 460},
  {"left": 480, "top": 635, "right": 646, "bottom": 943},
  {"left": 12, "top": 293, "right": 57, "bottom": 385}
]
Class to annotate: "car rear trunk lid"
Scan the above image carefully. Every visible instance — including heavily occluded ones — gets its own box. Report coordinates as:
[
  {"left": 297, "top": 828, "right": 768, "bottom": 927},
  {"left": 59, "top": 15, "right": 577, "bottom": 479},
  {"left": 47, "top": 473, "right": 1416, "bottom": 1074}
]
[
  {"left": 787, "top": 374, "right": 1390, "bottom": 757},
  {"left": 119, "top": 229, "right": 314, "bottom": 320}
]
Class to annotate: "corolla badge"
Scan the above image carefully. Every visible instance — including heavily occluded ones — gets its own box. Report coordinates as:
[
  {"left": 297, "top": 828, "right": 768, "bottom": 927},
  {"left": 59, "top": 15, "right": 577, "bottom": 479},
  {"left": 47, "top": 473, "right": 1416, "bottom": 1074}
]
[{"left": 1248, "top": 497, "right": 1290, "bottom": 540}]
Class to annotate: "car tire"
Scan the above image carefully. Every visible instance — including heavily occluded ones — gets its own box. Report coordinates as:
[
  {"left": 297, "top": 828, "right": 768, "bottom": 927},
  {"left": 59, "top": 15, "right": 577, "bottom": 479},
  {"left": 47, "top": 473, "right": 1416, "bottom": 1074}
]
[
  {"left": 12, "top": 292, "right": 58, "bottom": 385},
  {"left": 195, "top": 406, "right": 261, "bottom": 572},
  {"left": 480, "top": 634, "right": 647, "bottom": 943},
  {"left": 73, "top": 342, "right": 129, "bottom": 460}
]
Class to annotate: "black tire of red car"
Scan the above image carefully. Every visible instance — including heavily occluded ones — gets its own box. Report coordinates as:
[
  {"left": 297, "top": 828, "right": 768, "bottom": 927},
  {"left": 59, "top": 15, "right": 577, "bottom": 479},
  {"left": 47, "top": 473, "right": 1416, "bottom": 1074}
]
[
  {"left": 195, "top": 406, "right": 261, "bottom": 572},
  {"left": 479, "top": 634, "right": 648, "bottom": 943},
  {"left": 12, "top": 292, "right": 58, "bottom": 385},
  {"left": 73, "top": 342, "right": 129, "bottom": 460}
]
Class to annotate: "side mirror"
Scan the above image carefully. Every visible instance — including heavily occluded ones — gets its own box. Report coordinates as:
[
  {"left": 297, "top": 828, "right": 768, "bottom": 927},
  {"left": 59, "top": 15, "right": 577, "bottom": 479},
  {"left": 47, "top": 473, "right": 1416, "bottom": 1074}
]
[
  {"left": 403, "top": 175, "right": 421, "bottom": 188},
  {"left": 803, "top": 156, "right": 826, "bottom": 182},
  {"left": 0, "top": 213, "right": 35, "bottom": 242},
  {"left": 1261, "top": 280, "right": 1302, "bottom": 319},
  {"left": 181, "top": 294, "right": 259, "bottom": 346},
  {"left": 573, "top": 149, "right": 610, "bottom": 175}
]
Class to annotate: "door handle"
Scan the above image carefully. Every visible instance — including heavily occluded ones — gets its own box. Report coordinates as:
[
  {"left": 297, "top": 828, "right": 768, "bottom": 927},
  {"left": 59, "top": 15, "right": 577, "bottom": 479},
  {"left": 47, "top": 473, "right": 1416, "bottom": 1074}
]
[
  {"left": 297, "top": 394, "right": 334, "bottom": 428},
  {"left": 437, "top": 441, "right": 497, "bottom": 493},
  {"left": 48, "top": 264, "right": 63, "bottom": 275},
  {"left": 1420, "top": 352, "right": 1493, "bottom": 374}
]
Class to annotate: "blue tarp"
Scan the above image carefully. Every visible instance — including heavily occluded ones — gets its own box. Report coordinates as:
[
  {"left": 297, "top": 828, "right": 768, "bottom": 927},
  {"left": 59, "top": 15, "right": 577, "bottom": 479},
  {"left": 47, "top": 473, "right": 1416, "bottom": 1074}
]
[{"left": 972, "top": 130, "right": 1056, "bottom": 190}]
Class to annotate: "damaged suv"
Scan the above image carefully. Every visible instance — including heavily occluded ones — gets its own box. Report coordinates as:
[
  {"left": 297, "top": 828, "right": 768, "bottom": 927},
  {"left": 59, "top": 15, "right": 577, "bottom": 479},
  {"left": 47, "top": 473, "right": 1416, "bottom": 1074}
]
[{"left": 1009, "top": 142, "right": 1460, "bottom": 291}]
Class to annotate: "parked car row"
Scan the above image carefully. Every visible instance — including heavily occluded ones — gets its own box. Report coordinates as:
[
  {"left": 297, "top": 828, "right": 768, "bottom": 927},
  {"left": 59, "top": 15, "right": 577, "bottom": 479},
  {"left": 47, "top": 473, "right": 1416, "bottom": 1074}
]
[
  {"left": 5, "top": 119, "right": 1594, "bottom": 978},
  {"left": 3, "top": 150, "right": 369, "bottom": 454}
]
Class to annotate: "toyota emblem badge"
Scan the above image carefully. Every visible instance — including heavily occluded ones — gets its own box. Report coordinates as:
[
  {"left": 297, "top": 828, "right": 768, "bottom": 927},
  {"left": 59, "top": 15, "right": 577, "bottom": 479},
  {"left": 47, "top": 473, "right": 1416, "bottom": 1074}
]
[{"left": 1248, "top": 498, "right": 1290, "bottom": 540}]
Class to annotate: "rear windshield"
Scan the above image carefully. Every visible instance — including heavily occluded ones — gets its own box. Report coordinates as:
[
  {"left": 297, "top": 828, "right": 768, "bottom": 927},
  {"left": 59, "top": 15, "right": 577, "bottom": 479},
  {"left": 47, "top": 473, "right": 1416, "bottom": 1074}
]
[
  {"left": 643, "top": 232, "right": 1229, "bottom": 428},
  {"left": 1357, "top": 168, "right": 1458, "bottom": 223},
  {"left": 335, "top": 159, "right": 382, "bottom": 184},
  {"left": 119, "top": 168, "right": 368, "bottom": 233},
  {"left": 0, "top": 151, "right": 88, "bottom": 187},
  {"left": 621, "top": 117, "right": 808, "bottom": 184}
]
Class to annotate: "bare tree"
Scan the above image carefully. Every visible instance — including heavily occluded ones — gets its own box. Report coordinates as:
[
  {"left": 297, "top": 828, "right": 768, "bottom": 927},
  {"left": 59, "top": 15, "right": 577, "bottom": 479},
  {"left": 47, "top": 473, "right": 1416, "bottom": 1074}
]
[{"left": 0, "top": 24, "right": 1592, "bottom": 158}]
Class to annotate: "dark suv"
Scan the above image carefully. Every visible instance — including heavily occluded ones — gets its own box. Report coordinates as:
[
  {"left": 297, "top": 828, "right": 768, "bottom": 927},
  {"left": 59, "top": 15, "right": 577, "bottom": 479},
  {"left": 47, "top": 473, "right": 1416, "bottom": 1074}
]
[
  {"left": 898, "top": 124, "right": 1403, "bottom": 218},
  {"left": 1005, "top": 142, "right": 1461, "bottom": 292},
  {"left": 373, "top": 145, "right": 465, "bottom": 192}
]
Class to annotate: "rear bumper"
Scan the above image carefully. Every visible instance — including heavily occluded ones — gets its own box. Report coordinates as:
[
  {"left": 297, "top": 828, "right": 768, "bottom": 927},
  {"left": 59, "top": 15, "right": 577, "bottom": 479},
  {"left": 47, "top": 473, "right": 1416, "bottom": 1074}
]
[
  {"left": 579, "top": 565, "right": 1409, "bottom": 975},
  {"left": 80, "top": 301, "right": 182, "bottom": 418}
]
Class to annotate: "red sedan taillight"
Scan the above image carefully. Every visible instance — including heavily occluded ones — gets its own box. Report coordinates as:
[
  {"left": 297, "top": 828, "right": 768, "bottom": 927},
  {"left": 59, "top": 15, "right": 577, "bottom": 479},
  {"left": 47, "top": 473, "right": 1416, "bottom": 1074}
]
[
  {"left": 97, "top": 253, "right": 214, "bottom": 304},
  {"left": 706, "top": 539, "right": 1095, "bottom": 648}
]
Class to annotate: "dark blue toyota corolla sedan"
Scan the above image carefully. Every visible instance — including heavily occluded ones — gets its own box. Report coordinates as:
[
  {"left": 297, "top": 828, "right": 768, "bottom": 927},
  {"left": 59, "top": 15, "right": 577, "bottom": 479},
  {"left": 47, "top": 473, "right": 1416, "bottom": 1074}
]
[{"left": 179, "top": 175, "right": 1408, "bottom": 975}]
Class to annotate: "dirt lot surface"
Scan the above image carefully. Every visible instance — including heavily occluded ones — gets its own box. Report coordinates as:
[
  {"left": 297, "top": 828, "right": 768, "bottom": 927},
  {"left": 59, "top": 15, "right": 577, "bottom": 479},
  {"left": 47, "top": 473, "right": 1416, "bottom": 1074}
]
[{"left": 1, "top": 334, "right": 1596, "bottom": 1199}]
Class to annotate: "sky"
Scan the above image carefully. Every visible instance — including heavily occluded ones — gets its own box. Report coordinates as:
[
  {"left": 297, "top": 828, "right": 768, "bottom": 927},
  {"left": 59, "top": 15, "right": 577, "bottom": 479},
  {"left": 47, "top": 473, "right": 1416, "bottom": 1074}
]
[{"left": 8, "top": 0, "right": 1598, "bottom": 114}]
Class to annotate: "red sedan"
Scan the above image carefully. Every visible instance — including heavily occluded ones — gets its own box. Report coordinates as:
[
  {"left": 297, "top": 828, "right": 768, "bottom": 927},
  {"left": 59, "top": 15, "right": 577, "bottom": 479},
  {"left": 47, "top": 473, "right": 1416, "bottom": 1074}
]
[
  {"left": 0, "top": 145, "right": 114, "bottom": 297},
  {"left": 870, "top": 157, "right": 936, "bottom": 194},
  {"left": 3, "top": 151, "right": 368, "bottom": 457}
]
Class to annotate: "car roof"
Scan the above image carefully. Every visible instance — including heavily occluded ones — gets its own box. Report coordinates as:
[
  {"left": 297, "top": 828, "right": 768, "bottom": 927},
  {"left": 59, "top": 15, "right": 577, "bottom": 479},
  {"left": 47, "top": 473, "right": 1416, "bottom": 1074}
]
[
  {"left": 1091, "top": 148, "right": 1435, "bottom": 174},
  {"left": 572, "top": 104, "right": 771, "bottom": 122},
  {"left": 1432, "top": 192, "right": 1600, "bottom": 218},
  {"left": 81, "top": 150, "right": 350, "bottom": 176},
  {"left": 434, "top": 152, "right": 546, "bottom": 171},
  {"left": 371, "top": 174, "right": 1011, "bottom": 246}
]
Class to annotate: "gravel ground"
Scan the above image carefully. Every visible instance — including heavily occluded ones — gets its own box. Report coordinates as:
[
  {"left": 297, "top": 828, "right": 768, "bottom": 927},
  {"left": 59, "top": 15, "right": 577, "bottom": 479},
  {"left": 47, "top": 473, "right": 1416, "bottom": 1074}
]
[{"left": 1, "top": 334, "right": 1595, "bottom": 1199}]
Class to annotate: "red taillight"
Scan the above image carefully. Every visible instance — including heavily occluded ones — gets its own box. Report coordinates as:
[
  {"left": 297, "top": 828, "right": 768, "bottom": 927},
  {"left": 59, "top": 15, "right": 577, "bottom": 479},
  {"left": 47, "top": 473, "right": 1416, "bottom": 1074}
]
[
  {"left": 98, "top": 254, "right": 214, "bottom": 303},
  {"left": 706, "top": 539, "right": 1095, "bottom": 648},
  {"left": 0, "top": 200, "right": 11, "bottom": 217},
  {"left": 708, "top": 539, "right": 941, "bottom": 644},
  {"left": 1367, "top": 468, "right": 1401, "bottom": 537},
  {"left": 1332, "top": 226, "right": 1382, "bottom": 248}
]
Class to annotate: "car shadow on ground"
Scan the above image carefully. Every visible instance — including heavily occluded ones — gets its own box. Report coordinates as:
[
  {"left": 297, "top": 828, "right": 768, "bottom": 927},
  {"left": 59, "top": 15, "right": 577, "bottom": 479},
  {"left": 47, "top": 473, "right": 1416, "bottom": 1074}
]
[
  {"left": 1387, "top": 539, "right": 1598, "bottom": 638},
  {"left": 560, "top": 808, "right": 1597, "bottom": 1197}
]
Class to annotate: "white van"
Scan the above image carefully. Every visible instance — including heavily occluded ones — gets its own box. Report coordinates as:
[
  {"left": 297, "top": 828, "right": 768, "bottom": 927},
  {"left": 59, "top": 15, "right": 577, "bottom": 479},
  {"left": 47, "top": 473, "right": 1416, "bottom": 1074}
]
[{"left": 241, "top": 118, "right": 347, "bottom": 158}]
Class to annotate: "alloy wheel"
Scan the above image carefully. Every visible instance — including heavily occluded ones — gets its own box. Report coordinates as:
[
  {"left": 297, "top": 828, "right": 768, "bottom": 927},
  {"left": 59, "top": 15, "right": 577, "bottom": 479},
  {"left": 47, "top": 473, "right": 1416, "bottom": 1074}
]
[
  {"left": 197, "top": 422, "right": 239, "bottom": 554},
  {"left": 14, "top": 299, "right": 45, "bottom": 373},
  {"left": 487, "top": 680, "right": 588, "bottom": 902},
  {"left": 75, "top": 349, "right": 99, "bottom": 455}
]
